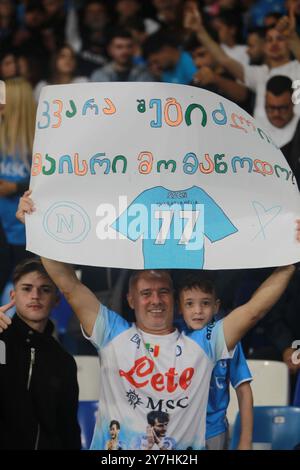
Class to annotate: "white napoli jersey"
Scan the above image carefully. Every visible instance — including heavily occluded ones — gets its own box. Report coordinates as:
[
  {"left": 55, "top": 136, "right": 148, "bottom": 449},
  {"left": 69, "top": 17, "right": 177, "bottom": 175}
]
[{"left": 83, "top": 305, "right": 232, "bottom": 450}]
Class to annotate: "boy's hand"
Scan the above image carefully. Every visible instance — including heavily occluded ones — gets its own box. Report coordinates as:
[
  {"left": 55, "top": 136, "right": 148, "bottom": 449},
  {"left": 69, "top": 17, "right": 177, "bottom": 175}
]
[
  {"left": 16, "top": 190, "right": 35, "bottom": 224},
  {"left": 0, "top": 301, "right": 14, "bottom": 333}
]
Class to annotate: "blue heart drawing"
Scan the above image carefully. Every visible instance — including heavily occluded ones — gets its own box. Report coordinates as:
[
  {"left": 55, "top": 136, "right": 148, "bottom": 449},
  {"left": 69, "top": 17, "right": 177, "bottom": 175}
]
[{"left": 252, "top": 201, "right": 282, "bottom": 240}]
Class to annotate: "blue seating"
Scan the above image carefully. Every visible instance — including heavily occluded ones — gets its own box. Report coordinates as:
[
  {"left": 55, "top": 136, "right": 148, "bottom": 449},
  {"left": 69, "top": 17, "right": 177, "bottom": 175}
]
[
  {"left": 293, "top": 372, "right": 300, "bottom": 407},
  {"left": 50, "top": 293, "right": 73, "bottom": 335},
  {"left": 230, "top": 406, "right": 300, "bottom": 450},
  {"left": 77, "top": 400, "right": 99, "bottom": 450}
]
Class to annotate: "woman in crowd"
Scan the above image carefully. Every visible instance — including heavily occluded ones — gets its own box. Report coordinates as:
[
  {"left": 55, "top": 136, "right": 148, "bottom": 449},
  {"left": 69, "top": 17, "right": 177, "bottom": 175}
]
[
  {"left": 34, "top": 44, "right": 88, "bottom": 101},
  {"left": 0, "top": 77, "right": 35, "bottom": 296}
]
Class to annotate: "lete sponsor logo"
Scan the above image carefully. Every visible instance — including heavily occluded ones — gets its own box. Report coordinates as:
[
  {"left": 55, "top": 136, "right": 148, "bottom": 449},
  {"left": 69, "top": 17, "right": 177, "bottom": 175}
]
[{"left": 119, "top": 356, "right": 194, "bottom": 392}]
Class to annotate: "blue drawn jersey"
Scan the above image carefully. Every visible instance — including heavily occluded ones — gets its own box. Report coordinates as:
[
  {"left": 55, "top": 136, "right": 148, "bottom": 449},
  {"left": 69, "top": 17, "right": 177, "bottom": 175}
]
[
  {"left": 206, "top": 342, "right": 252, "bottom": 440},
  {"left": 112, "top": 186, "right": 238, "bottom": 269}
]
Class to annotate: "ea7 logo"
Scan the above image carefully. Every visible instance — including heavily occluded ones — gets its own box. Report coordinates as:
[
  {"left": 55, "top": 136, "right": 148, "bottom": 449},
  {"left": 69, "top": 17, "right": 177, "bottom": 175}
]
[
  {"left": 291, "top": 340, "right": 300, "bottom": 365},
  {"left": 0, "top": 340, "right": 6, "bottom": 365},
  {"left": 130, "top": 334, "right": 141, "bottom": 349}
]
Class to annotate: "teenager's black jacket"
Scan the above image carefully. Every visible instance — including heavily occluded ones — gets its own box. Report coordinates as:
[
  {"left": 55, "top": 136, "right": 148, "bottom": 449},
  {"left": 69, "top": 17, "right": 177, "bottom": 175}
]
[{"left": 0, "top": 314, "right": 81, "bottom": 449}]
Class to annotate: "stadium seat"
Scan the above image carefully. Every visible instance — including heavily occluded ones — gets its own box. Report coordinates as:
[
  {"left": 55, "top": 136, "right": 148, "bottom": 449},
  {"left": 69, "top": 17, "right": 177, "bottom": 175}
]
[
  {"left": 293, "top": 371, "right": 300, "bottom": 407},
  {"left": 50, "top": 293, "right": 74, "bottom": 335},
  {"left": 230, "top": 406, "right": 300, "bottom": 450},
  {"left": 227, "top": 360, "right": 289, "bottom": 429},
  {"left": 77, "top": 400, "right": 99, "bottom": 450},
  {"left": 74, "top": 355, "right": 100, "bottom": 401}
]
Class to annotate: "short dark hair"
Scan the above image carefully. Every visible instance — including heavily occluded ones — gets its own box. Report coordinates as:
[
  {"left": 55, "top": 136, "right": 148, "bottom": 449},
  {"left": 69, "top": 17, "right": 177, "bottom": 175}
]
[
  {"left": 13, "top": 257, "right": 55, "bottom": 286},
  {"left": 124, "top": 16, "right": 145, "bottom": 33},
  {"left": 177, "top": 274, "right": 217, "bottom": 300},
  {"left": 217, "top": 10, "right": 239, "bottom": 28},
  {"left": 128, "top": 270, "right": 173, "bottom": 292},
  {"left": 247, "top": 26, "right": 266, "bottom": 40},
  {"left": 109, "top": 420, "right": 120, "bottom": 430},
  {"left": 147, "top": 410, "right": 169, "bottom": 426},
  {"left": 216, "top": 10, "right": 244, "bottom": 43},
  {"left": 264, "top": 11, "right": 283, "bottom": 24},
  {"left": 0, "top": 48, "right": 17, "bottom": 64},
  {"left": 264, "top": 23, "right": 285, "bottom": 38},
  {"left": 143, "top": 31, "right": 179, "bottom": 58},
  {"left": 108, "top": 29, "right": 133, "bottom": 44},
  {"left": 266, "top": 75, "right": 293, "bottom": 96}
]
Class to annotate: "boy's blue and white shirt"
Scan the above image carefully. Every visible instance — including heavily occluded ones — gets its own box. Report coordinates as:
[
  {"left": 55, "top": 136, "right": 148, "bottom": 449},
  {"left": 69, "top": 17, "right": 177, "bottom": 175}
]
[
  {"left": 206, "top": 342, "right": 252, "bottom": 440},
  {"left": 82, "top": 304, "right": 234, "bottom": 450}
]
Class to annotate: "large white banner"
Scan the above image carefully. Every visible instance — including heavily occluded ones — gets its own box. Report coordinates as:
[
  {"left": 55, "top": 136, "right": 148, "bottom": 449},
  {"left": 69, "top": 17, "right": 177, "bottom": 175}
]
[{"left": 26, "top": 82, "right": 300, "bottom": 269}]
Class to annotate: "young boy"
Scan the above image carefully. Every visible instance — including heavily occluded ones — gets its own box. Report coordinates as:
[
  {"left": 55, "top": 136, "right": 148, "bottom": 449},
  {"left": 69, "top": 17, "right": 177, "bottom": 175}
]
[{"left": 178, "top": 275, "right": 253, "bottom": 450}]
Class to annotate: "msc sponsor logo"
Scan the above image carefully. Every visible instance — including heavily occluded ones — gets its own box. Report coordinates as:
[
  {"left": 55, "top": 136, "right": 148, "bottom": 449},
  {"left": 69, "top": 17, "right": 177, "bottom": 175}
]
[{"left": 146, "top": 396, "right": 189, "bottom": 412}]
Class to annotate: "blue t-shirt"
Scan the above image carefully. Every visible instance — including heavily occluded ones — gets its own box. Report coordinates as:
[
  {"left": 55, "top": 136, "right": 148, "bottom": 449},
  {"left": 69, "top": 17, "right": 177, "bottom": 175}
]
[
  {"left": 0, "top": 154, "right": 30, "bottom": 244},
  {"left": 162, "top": 51, "right": 197, "bottom": 85},
  {"left": 206, "top": 342, "right": 252, "bottom": 440},
  {"left": 112, "top": 185, "right": 238, "bottom": 269}
]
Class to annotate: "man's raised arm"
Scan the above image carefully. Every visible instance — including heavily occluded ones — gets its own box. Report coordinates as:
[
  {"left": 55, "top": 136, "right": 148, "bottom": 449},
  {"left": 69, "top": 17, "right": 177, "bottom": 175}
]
[
  {"left": 41, "top": 257, "right": 99, "bottom": 336},
  {"left": 223, "top": 265, "right": 296, "bottom": 351},
  {"left": 184, "top": 1, "right": 244, "bottom": 82}
]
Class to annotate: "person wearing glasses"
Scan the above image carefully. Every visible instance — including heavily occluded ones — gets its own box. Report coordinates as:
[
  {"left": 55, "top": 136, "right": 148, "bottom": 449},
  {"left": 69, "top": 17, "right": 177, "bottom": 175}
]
[{"left": 264, "top": 75, "right": 300, "bottom": 187}]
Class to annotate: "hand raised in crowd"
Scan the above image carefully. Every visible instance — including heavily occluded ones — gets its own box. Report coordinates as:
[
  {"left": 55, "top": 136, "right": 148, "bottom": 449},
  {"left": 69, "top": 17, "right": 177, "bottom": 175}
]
[
  {"left": 193, "top": 66, "right": 216, "bottom": 86},
  {"left": 0, "top": 300, "right": 14, "bottom": 333},
  {"left": 15, "top": 189, "right": 35, "bottom": 224},
  {"left": 276, "top": 0, "right": 297, "bottom": 40},
  {"left": 183, "top": 0, "right": 203, "bottom": 33}
]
